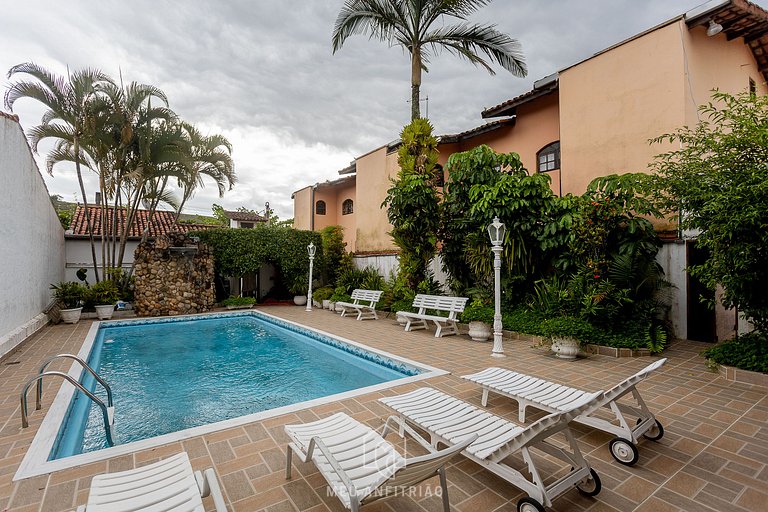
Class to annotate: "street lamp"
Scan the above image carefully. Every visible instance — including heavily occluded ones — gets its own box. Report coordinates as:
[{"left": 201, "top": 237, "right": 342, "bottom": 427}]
[
  {"left": 306, "top": 242, "right": 316, "bottom": 312},
  {"left": 487, "top": 217, "right": 506, "bottom": 358}
]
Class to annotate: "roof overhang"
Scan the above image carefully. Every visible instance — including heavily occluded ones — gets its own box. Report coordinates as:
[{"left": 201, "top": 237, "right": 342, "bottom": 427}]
[
  {"left": 482, "top": 74, "right": 559, "bottom": 119},
  {"left": 685, "top": 0, "right": 768, "bottom": 83},
  {"left": 439, "top": 118, "right": 516, "bottom": 144}
]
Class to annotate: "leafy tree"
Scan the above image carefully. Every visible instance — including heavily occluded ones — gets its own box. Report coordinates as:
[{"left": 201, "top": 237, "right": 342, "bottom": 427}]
[
  {"left": 332, "top": 0, "right": 527, "bottom": 120},
  {"left": 320, "top": 225, "right": 347, "bottom": 286},
  {"left": 382, "top": 119, "right": 441, "bottom": 288},
  {"left": 650, "top": 90, "right": 768, "bottom": 333},
  {"left": 440, "top": 145, "right": 572, "bottom": 297}
]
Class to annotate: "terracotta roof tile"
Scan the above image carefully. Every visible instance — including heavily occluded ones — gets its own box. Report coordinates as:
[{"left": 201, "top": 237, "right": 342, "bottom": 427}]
[
  {"left": 224, "top": 210, "right": 267, "bottom": 222},
  {"left": 67, "top": 205, "right": 217, "bottom": 238},
  {"left": 0, "top": 111, "right": 20, "bottom": 122}
]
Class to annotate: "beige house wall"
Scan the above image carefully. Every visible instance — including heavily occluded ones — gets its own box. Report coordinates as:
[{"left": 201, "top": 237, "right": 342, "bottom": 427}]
[
  {"left": 354, "top": 146, "right": 399, "bottom": 253},
  {"left": 313, "top": 188, "right": 340, "bottom": 230},
  {"left": 292, "top": 187, "right": 312, "bottom": 230},
  {"left": 331, "top": 182, "right": 356, "bottom": 251},
  {"left": 559, "top": 21, "right": 685, "bottom": 201},
  {"left": 683, "top": 25, "right": 768, "bottom": 125}
]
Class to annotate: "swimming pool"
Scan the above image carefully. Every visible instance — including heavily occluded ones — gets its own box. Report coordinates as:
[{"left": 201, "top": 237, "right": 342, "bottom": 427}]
[{"left": 16, "top": 311, "right": 446, "bottom": 479}]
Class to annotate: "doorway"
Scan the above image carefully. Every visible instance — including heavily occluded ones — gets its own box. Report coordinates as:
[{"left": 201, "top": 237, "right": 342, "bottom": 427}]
[{"left": 686, "top": 241, "right": 716, "bottom": 342}]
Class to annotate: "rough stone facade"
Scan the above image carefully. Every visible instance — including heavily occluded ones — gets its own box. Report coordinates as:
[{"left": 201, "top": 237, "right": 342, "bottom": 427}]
[{"left": 133, "top": 232, "right": 215, "bottom": 316}]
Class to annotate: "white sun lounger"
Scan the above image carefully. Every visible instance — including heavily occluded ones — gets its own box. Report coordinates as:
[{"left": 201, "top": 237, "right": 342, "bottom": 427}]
[
  {"left": 462, "top": 358, "right": 667, "bottom": 466},
  {"left": 76, "top": 452, "right": 226, "bottom": 512},
  {"left": 285, "top": 412, "right": 475, "bottom": 512},
  {"left": 380, "top": 387, "right": 605, "bottom": 512}
]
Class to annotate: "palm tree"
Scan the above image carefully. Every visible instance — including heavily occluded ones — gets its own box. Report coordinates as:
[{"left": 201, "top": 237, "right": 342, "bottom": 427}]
[
  {"left": 5, "top": 62, "right": 113, "bottom": 281},
  {"left": 173, "top": 122, "right": 235, "bottom": 222},
  {"left": 332, "top": 0, "right": 527, "bottom": 120}
]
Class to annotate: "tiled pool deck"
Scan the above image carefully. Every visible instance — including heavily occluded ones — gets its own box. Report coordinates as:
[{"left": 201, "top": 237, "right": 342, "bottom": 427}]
[{"left": 1, "top": 307, "right": 766, "bottom": 511}]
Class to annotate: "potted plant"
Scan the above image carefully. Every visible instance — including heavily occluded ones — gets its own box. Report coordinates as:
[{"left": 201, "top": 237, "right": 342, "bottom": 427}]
[
  {"left": 312, "top": 286, "right": 334, "bottom": 309},
  {"left": 289, "top": 278, "right": 308, "bottom": 306},
  {"left": 540, "top": 316, "right": 593, "bottom": 359},
  {"left": 85, "top": 280, "right": 121, "bottom": 320},
  {"left": 461, "top": 299, "right": 495, "bottom": 342},
  {"left": 51, "top": 281, "right": 85, "bottom": 324},
  {"left": 221, "top": 296, "right": 256, "bottom": 309}
]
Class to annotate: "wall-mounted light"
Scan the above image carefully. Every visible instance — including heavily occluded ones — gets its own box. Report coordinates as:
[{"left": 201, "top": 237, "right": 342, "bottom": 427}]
[{"left": 707, "top": 19, "right": 723, "bottom": 37}]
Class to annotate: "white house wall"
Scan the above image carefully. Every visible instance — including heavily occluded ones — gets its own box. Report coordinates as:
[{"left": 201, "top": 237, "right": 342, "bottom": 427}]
[
  {"left": 0, "top": 116, "right": 65, "bottom": 358},
  {"left": 64, "top": 239, "right": 139, "bottom": 282},
  {"left": 656, "top": 241, "right": 687, "bottom": 340}
]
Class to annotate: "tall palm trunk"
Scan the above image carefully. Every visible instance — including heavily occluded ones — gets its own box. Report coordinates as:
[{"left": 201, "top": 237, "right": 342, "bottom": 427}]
[
  {"left": 74, "top": 135, "right": 100, "bottom": 283},
  {"left": 411, "top": 47, "right": 422, "bottom": 120}
]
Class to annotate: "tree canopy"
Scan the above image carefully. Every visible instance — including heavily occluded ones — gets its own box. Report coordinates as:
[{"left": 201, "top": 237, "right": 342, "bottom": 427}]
[{"left": 650, "top": 90, "right": 768, "bottom": 332}]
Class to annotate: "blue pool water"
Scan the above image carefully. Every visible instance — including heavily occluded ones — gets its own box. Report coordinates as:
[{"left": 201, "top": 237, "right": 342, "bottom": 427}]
[{"left": 51, "top": 313, "right": 418, "bottom": 459}]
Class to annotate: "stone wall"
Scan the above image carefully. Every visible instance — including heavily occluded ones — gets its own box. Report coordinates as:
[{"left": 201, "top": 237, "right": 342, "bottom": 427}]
[{"left": 133, "top": 233, "right": 215, "bottom": 316}]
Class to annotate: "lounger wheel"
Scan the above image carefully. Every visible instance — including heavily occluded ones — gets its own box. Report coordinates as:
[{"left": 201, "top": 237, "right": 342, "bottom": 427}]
[
  {"left": 637, "top": 417, "right": 665, "bottom": 440},
  {"left": 575, "top": 468, "right": 602, "bottom": 497},
  {"left": 517, "top": 497, "right": 546, "bottom": 512},
  {"left": 609, "top": 437, "right": 639, "bottom": 465}
]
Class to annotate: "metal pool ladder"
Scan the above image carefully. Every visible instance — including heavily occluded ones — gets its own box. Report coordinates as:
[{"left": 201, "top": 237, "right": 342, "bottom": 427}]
[{"left": 20, "top": 354, "right": 116, "bottom": 447}]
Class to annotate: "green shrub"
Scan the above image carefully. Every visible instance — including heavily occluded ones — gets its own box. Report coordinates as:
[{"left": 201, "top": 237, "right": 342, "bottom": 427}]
[
  {"left": 461, "top": 299, "right": 495, "bottom": 324},
  {"left": 391, "top": 298, "right": 416, "bottom": 314},
  {"left": 312, "top": 286, "right": 334, "bottom": 302},
  {"left": 702, "top": 332, "right": 768, "bottom": 373},
  {"left": 194, "top": 227, "right": 323, "bottom": 294},
  {"left": 106, "top": 268, "right": 135, "bottom": 301},
  {"left": 502, "top": 308, "right": 546, "bottom": 336},
  {"left": 329, "top": 286, "right": 352, "bottom": 303},
  {"left": 540, "top": 316, "right": 595, "bottom": 343},
  {"left": 221, "top": 296, "right": 256, "bottom": 307},
  {"left": 320, "top": 225, "right": 346, "bottom": 285}
]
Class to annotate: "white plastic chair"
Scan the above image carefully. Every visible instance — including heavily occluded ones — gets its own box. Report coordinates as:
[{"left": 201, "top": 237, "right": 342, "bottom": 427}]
[
  {"left": 285, "top": 412, "right": 475, "bottom": 512},
  {"left": 75, "top": 452, "right": 226, "bottom": 512},
  {"left": 462, "top": 358, "right": 667, "bottom": 465},
  {"left": 380, "top": 387, "right": 605, "bottom": 512}
]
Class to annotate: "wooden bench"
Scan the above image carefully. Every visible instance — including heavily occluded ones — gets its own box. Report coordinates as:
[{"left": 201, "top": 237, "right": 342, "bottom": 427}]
[
  {"left": 397, "top": 294, "right": 469, "bottom": 337},
  {"left": 335, "top": 289, "right": 384, "bottom": 320}
]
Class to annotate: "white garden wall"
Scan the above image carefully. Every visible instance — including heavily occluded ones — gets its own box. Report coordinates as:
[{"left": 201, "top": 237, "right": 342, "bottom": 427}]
[{"left": 0, "top": 114, "right": 65, "bottom": 358}]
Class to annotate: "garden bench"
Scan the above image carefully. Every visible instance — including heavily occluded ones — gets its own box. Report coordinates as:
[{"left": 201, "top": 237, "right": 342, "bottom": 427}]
[
  {"left": 397, "top": 294, "right": 468, "bottom": 337},
  {"left": 335, "top": 289, "right": 384, "bottom": 320}
]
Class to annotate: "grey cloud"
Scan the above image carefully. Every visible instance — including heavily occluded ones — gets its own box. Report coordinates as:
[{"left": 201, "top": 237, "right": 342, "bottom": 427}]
[{"left": 1, "top": 0, "right": 713, "bottom": 218}]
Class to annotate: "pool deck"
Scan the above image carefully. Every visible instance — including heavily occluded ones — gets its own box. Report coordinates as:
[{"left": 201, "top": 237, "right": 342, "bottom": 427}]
[{"left": 0, "top": 306, "right": 766, "bottom": 512}]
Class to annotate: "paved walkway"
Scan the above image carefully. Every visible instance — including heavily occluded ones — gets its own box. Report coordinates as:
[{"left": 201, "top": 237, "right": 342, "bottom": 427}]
[{"left": 0, "top": 307, "right": 766, "bottom": 511}]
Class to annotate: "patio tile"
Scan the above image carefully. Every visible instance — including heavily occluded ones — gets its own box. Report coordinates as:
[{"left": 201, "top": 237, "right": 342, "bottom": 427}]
[{"left": 1, "top": 307, "right": 766, "bottom": 512}]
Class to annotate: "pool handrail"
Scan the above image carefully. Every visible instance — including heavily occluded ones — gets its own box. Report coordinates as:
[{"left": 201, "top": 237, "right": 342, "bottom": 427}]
[
  {"left": 20, "top": 371, "right": 116, "bottom": 446},
  {"left": 36, "top": 353, "right": 113, "bottom": 411}
]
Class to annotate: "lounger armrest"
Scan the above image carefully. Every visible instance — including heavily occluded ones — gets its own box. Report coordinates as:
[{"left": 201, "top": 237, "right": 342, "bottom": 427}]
[
  {"left": 307, "top": 436, "right": 358, "bottom": 502},
  {"left": 382, "top": 415, "right": 436, "bottom": 453},
  {"left": 201, "top": 468, "right": 227, "bottom": 512}
]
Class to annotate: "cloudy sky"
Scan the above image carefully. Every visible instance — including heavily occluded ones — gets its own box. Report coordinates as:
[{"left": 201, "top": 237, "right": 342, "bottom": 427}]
[{"left": 1, "top": 0, "right": 713, "bottom": 219}]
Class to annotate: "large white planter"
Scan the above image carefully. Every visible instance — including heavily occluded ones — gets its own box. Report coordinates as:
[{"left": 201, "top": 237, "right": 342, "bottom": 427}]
[
  {"left": 94, "top": 304, "right": 115, "bottom": 320},
  {"left": 293, "top": 295, "right": 307, "bottom": 306},
  {"left": 396, "top": 313, "right": 408, "bottom": 325},
  {"left": 551, "top": 337, "right": 581, "bottom": 359},
  {"left": 322, "top": 299, "right": 330, "bottom": 309},
  {"left": 60, "top": 307, "right": 83, "bottom": 324},
  {"left": 467, "top": 321, "right": 492, "bottom": 342}
]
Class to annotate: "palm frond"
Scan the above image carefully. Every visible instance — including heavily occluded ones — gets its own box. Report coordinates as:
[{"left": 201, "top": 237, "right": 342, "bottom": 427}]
[
  {"left": 422, "top": 22, "right": 526, "bottom": 76},
  {"left": 332, "top": 0, "right": 412, "bottom": 53}
]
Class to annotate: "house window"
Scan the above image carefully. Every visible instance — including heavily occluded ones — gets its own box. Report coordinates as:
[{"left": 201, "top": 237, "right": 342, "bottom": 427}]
[
  {"left": 240, "top": 222, "right": 254, "bottom": 229},
  {"left": 342, "top": 199, "right": 354, "bottom": 215},
  {"left": 316, "top": 200, "right": 326, "bottom": 215},
  {"left": 537, "top": 141, "right": 560, "bottom": 172}
]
